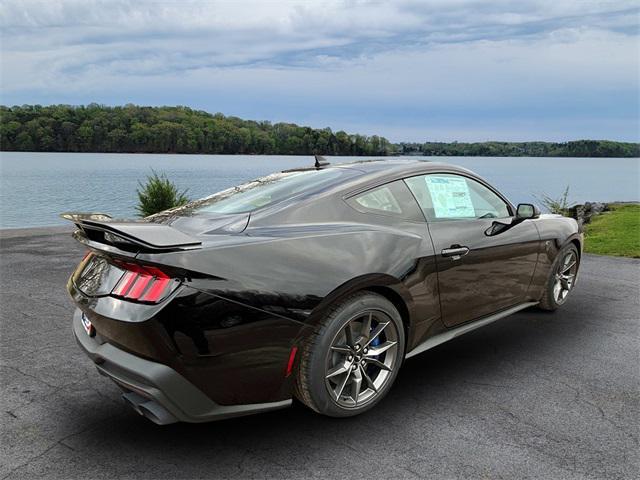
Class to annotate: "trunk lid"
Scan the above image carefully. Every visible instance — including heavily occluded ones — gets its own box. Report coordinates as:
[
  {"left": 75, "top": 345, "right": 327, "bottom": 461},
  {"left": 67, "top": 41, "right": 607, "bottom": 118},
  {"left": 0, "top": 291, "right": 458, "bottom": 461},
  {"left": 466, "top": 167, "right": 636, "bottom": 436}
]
[
  {"left": 61, "top": 211, "right": 250, "bottom": 256},
  {"left": 61, "top": 213, "right": 202, "bottom": 253}
]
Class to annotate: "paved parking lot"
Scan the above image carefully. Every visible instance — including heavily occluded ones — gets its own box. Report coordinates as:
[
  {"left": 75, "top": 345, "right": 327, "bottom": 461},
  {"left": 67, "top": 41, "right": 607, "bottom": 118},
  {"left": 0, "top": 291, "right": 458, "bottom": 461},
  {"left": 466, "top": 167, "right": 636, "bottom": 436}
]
[{"left": 1, "top": 228, "right": 638, "bottom": 479}]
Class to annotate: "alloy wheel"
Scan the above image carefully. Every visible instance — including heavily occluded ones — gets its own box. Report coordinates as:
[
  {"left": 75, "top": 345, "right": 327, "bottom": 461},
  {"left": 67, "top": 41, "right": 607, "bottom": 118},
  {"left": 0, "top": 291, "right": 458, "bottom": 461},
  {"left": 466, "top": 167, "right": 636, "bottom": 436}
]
[
  {"left": 553, "top": 250, "right": 578, "bottom": 304},
  {"left": 324, "top": 310, "right": 399, "bottom": 408}
]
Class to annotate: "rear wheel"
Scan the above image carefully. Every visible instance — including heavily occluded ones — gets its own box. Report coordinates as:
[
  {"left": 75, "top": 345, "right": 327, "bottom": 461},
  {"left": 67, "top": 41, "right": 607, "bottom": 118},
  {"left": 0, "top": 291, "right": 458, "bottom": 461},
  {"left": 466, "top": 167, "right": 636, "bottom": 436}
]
[
  {"left": 295, "top": 292, "right": 405, "bottom": 417},
  {"left": 539, "top": 243, "right": 580, "bottom": 311}
]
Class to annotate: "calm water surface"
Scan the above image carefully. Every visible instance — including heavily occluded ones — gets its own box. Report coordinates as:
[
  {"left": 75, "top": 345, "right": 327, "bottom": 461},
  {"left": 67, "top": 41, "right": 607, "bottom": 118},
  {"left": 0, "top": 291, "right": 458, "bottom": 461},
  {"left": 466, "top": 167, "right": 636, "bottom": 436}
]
[{"left": 1, "top": 152, "right": 638, "bottom": 228}]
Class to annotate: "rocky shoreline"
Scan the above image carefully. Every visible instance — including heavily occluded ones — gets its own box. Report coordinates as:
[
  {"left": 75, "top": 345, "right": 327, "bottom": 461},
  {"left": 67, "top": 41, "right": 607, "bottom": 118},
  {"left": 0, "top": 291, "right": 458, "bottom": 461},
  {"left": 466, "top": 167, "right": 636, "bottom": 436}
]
[
  {"left": 567, "top": 201, "right": 638, "bottom": 227},
  {"left": 567, "top": 202, "right": 609, "bottom": 226}
]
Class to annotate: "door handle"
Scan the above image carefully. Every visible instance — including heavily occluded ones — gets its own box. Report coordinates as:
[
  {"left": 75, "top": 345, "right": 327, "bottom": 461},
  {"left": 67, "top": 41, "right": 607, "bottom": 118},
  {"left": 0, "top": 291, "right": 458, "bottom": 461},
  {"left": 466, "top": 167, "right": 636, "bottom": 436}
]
[{"left": 442, "top": 245, "right": 470, "bottom": 258}]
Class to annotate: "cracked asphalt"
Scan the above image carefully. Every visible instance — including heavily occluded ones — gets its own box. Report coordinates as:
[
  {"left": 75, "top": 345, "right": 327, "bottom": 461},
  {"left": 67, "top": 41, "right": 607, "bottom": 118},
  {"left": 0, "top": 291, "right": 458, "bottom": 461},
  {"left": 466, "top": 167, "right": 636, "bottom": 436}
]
[{"left": 1, "top": 227, "right": 638, "bottom": 479}]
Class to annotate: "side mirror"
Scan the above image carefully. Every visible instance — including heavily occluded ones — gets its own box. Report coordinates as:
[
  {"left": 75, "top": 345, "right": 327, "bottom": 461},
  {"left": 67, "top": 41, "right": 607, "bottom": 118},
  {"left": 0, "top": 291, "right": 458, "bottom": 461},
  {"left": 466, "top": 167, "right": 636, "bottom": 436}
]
[
  {"left": 485, "top": 203, "right": 540, "bottom": 236},
  {"left": 516, "top": 203, "right": 540, "bottom": 220}
]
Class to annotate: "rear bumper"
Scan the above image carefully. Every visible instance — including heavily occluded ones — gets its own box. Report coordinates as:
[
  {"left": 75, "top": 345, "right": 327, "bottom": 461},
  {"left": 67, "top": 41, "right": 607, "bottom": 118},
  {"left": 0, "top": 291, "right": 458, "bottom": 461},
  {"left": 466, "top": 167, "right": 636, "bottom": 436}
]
[{"left": 72, "top": 309, "right": 291, "bottom": 424}]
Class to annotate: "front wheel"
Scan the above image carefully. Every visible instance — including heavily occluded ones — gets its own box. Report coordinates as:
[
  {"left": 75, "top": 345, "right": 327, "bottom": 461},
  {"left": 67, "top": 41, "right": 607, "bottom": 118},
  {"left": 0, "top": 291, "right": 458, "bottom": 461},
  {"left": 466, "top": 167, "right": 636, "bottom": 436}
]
[
  {"left": 295, "top": 292, "right": 405, "bottom": 417},
  {"left": 539, "top": 243, "right": 580, "bottom": 311}
]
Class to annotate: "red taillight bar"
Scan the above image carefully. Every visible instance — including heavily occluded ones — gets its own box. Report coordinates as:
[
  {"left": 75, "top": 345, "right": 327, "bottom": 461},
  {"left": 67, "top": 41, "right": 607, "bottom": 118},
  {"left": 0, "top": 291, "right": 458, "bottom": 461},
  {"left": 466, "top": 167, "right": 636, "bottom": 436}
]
[
  {"left": 112, "top": 271, "right": 137, "bottom": 297},
  {"left": 111, "top": 262, "right": 174, "bottom": 303},
  {"left": 126, "top": 275, "right": 154, "bottom": 299},
  {"left": 140, "top": 276, "right": 172, "bottom": 302}
]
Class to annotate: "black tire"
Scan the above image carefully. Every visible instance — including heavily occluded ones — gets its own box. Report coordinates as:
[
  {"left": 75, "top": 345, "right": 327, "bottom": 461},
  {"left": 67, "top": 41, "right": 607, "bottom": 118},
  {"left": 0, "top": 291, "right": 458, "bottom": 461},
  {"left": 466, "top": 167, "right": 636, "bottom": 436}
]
[
  {"left": 294, "top": 291, "right": 405, "bottom": 417},
  {"left": 538, "top": 243, "right": 580, "bottom": 311}
]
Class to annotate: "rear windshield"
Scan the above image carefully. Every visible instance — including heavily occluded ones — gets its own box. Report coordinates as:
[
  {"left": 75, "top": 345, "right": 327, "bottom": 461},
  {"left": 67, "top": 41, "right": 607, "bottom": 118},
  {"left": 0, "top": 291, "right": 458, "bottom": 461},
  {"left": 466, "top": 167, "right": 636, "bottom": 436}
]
[{"left": 189, "top": 168, "right": 354, "bottom": 215}]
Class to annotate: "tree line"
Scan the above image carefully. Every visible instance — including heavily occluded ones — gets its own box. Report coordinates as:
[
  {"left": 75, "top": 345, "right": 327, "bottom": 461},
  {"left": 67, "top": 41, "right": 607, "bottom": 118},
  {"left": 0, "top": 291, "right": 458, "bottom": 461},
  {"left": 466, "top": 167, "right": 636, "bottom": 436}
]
[
  {"left": 0, "top": 104, "right": 391, "bottom": 156},
  {"left": 396, "top": 140, "right": 640, "bottom": 158},
  {"left": 1, "top": 104, "right": 638, "bottom": 157}
]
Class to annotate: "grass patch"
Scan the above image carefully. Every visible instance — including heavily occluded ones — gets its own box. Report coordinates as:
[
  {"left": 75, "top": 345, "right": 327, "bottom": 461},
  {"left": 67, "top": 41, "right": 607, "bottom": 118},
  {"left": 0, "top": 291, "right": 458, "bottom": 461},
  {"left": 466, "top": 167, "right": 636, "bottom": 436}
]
[{"left": 584, "top": 204, "right": 640, "bottom": 258}]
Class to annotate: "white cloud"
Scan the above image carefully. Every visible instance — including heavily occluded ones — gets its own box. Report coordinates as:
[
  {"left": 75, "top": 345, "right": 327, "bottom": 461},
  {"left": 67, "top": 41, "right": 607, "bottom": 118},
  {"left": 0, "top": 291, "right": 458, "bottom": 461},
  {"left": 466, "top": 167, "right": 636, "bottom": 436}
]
[{"left": 0, "top": 0, "right": 638, "bottom": 141}]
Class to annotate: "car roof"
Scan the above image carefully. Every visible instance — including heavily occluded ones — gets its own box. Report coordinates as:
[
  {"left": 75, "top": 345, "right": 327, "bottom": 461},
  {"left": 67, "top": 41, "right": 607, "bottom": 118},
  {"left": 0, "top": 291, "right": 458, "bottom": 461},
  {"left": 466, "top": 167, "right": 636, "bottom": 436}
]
[
  {"left": 335, "top": 158, "right": 429, "bottom": 173},
  {"left": 335, "top": 158, "right": 479, "bottom": 175},
  {"left": 325, "top": 158, "right": 481, "bottom": 187},
  {"left": 289, "top": 158, "right": 474, "bottom": 178}
]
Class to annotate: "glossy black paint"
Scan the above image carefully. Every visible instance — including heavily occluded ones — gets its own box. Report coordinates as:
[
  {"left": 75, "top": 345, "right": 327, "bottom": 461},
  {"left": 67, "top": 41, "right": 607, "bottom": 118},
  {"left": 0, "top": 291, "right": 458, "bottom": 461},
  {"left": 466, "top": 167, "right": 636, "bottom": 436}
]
[
  {"left": 427, "top": 217, "right": 540, "bottom": 327},
  {"left": 67, "top": 160, "right": 582, "bottom": 412}
]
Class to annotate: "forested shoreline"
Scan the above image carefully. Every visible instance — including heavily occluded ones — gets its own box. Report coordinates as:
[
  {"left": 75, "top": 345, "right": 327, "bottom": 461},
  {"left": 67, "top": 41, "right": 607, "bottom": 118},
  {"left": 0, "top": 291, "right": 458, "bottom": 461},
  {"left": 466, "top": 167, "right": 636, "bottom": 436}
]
[
  {"left": 396, "top": 140, "right": 640, "bottom": 158},
  {"left": 1, "top": 104, "right": 638, "bottom": 157}
]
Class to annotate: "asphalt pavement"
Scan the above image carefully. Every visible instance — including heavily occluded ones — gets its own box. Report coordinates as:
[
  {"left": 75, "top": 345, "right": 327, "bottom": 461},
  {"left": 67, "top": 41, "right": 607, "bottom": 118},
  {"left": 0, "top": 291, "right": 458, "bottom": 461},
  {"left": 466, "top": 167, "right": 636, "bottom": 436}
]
[{"left": 1, "top": 227, "right": 638, "bottom": 479}]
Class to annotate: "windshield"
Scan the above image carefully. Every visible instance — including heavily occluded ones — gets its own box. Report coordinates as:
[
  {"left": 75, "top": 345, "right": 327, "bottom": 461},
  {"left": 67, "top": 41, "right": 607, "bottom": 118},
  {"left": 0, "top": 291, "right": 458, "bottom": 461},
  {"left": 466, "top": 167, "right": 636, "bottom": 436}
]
[{"left": 189, "top": 168, "right": 353, "bottom": 215}]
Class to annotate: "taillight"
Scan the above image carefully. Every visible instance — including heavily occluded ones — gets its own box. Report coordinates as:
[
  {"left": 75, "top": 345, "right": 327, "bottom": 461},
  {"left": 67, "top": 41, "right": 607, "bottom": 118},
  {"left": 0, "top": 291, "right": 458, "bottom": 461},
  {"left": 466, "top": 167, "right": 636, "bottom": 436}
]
[{"left": 111, "top": 262, "right": 176, "bottom": 303}]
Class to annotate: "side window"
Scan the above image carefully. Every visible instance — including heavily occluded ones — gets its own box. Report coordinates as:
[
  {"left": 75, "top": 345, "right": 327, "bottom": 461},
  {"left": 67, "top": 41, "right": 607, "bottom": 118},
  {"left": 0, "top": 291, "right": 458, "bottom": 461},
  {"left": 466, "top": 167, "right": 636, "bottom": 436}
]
[
  {"left": 404, "top": 174, "right": 510, "bottom": 222},
  {"left": 347, "top": 180, "right": 425, "bottom": 222},
  {"left": 354, "top": 186, "right": 401, "bottom": 214}
]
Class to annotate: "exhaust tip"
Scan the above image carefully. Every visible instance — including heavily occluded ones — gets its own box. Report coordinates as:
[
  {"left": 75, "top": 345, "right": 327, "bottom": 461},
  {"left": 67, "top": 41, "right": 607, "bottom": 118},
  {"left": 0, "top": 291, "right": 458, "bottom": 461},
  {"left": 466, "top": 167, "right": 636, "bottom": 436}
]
[
  {"left": 121, "top": 392, "right": 178, "bottom": 425},
  {"left": 122, "top": 391, "right": 145, "bottom": 415},
  {"left": 137, "top": 401, "right": 179, "bottom": 425}
]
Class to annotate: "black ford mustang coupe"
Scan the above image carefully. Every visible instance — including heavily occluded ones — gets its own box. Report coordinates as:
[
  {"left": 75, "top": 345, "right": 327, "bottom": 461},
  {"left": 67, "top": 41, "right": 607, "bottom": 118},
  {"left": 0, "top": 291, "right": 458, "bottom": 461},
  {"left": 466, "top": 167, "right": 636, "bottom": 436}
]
[{"left": 65, "top": 158, "right": 582, "bottom": 424}]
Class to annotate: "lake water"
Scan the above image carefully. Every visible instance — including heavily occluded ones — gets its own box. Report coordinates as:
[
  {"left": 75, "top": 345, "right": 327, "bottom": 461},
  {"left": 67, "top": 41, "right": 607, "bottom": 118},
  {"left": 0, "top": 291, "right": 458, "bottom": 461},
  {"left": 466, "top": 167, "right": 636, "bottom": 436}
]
[{"left": 0, "top": 152, "right": 638, "bottom": 229}]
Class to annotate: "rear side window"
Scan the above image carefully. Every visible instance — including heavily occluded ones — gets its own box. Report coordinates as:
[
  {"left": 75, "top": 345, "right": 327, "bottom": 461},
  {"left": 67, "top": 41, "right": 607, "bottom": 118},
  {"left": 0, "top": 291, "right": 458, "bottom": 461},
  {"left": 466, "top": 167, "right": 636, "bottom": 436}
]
[
  {"left": 347, "top": 180, "right": 424, "bottom": 222},
  {"left": 353, "top": 186, "right": 402, "bottom": 214},
  {"left": 404, "top": 174, "right": 511, "bottom": 222}
]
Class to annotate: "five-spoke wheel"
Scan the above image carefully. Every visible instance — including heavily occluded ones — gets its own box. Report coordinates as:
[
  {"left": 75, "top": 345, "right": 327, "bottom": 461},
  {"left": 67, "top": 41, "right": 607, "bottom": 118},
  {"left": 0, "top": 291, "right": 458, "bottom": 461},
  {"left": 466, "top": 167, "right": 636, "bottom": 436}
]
[
  {"left": 553, "top": 250, "right": 578, "bottom": 305},
  {"left": 295, "top": 292, "right": 405, "bottom": 417},
  {"left": 325, "top": 311, "right": 399, "bottom": 408},
  {"left": 539, "top": 243, "right": 580, "bottom": 311}
]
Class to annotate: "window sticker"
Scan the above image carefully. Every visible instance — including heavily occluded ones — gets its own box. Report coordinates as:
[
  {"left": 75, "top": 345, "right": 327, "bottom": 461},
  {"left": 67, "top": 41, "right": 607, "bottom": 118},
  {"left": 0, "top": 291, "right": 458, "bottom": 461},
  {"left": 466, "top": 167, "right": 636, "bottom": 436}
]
[{"left": 425, "top": 176, "right": 475, "bottom": 218}]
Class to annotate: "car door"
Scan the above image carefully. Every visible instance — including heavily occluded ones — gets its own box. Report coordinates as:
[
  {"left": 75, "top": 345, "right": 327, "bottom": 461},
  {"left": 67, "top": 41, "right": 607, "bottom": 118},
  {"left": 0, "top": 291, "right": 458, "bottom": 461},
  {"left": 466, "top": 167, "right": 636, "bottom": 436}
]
[{"left": 404, "top": 173, "right": 540, "bottom": 327}]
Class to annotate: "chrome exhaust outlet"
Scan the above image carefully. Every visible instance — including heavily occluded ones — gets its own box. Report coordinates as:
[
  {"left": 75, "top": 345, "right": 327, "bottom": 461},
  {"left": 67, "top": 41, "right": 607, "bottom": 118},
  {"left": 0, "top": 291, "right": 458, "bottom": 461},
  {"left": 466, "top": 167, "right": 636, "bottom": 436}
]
[
  {"left": 121, "top": 392, "right": 179, "bottom": 425},
  {"left": 122, "top": 391, "right": 145, "bottom": 415}
]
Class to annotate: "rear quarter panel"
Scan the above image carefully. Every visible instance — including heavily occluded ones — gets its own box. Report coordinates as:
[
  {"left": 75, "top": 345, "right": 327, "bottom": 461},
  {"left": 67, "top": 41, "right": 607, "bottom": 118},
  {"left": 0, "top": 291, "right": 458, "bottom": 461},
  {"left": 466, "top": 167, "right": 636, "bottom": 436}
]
[
  {"left": 141, "top": 224, "right": 426, "bottom": 319},
  {"left": 139, "top": 208, "right": 443, "bottom": 351}
]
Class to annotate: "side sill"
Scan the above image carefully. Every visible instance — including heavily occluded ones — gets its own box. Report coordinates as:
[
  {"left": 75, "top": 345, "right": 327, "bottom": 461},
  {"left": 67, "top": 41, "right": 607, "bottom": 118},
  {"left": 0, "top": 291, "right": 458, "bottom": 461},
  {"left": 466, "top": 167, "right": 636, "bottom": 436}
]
[{"left": 405, "top": 301, "right": 538, "bottom": 359}]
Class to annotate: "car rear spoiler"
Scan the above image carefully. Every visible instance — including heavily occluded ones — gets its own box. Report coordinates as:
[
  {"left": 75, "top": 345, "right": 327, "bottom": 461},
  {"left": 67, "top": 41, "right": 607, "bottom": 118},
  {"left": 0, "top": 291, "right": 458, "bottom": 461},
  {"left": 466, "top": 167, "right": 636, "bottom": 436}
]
[{"left": 60, "top": 212, "right": 202, "bottom": 253}]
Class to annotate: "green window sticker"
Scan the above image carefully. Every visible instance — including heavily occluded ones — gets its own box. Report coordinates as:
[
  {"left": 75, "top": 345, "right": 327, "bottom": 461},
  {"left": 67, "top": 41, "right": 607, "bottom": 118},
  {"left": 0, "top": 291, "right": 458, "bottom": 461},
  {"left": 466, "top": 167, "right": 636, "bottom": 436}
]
[{"left": 425, "top": 176, "right": 475, "bottom": 219}]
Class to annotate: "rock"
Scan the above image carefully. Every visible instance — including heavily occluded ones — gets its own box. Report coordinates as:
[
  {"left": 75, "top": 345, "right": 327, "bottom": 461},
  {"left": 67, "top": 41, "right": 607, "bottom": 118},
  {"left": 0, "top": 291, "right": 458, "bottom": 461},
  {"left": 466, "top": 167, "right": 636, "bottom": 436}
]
[{"left": 567, "top": 202, "right": 609, "bottom": 226}]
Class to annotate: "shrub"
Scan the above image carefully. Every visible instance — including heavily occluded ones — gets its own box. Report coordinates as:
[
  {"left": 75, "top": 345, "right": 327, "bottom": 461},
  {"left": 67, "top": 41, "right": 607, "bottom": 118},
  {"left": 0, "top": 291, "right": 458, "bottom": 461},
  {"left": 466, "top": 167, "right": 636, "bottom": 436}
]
[
  {"left": 536, "top": 185, "right": 571, "bottom": 215},
  {"left": 136, "top": 170, "right": 189, "bottom": 217}
]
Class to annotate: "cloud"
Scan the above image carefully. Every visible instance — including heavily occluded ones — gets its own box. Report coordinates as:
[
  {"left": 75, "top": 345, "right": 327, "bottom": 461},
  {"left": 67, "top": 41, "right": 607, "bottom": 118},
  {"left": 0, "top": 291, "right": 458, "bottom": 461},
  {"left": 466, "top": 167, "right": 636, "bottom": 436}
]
[{"left": 1, "top": 0, "right": 638, "bottom": 141}]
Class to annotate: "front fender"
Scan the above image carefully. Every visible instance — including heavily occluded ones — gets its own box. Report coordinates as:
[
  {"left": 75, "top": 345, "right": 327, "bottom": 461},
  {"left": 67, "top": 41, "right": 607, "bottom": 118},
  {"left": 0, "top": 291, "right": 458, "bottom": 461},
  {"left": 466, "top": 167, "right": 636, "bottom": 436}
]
[{"left": 529, "top": 215, "right": 582, "bottom": 300}]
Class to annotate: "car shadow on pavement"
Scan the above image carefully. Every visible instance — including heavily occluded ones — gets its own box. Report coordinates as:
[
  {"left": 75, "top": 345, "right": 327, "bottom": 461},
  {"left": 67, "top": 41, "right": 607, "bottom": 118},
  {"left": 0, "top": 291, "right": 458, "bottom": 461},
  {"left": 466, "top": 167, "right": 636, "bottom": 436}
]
[{"left": 64, "top": 306, "right": 611, "bottom": 478}]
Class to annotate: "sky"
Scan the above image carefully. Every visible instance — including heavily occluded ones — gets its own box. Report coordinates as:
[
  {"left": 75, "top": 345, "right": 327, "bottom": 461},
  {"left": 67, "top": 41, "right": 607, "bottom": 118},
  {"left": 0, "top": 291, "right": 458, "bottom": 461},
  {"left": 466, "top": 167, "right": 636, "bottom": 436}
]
[{"left": 1, "top": 0, "right": 639, "bottom": 142}]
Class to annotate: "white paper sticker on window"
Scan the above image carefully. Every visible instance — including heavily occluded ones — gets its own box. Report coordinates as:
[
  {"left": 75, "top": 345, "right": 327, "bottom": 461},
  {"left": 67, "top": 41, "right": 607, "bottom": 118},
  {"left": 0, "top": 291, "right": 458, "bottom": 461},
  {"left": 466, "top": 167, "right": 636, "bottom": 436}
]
[{"left": 425, "top": 176, "right": 475, "bottom": 219}]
